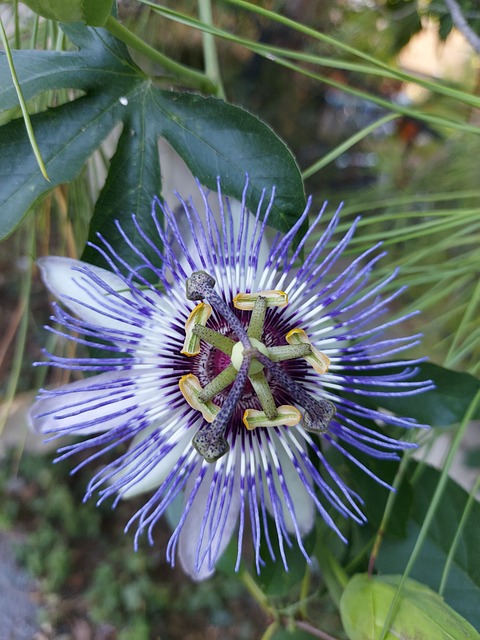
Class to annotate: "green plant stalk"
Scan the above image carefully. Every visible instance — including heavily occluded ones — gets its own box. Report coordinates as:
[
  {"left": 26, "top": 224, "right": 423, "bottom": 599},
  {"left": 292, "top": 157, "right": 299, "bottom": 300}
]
[
  {"left": 0, "top": 222, "right": 35, "bottom": 435},
  {"left": 221, "top": 0, "right": 480, "bottom": 109},
  {"left": 260, "top": 621, "right": 280, "bottom": 640},
  {"left": 314, "top": 537, "right": 349, "bottom": 609},
  {"left": 444, "top": 276, "right": 480, "bottom": 368},
  {"left": 439, "top": 474, "right": 480, "bottom": 596},
  {"left": 103, "top": 15, "right": 216, "bottom": 94},
  {"left": 0, "top": 16, "right": 50, "bottom": 181},
  {"left": 259, "top": 56, "right": 480, "bottom": 137},
  {"left": 198, "top": 0, "right": 225, "bottom": 98},
  {"left": 138, "top": 1, "right": 480, "bottom": 134},
  {"left": 302, "top": 113, "right": 399, "bottom": 179},
  {"left": 293, "top": 620, "right": 341, "bottom": 640},
  {"left": 378, "top": 387, "right": 480, "bottom": 640},
  {"left": 339, "top": 190, "right": 480, "bottom": 217},
  {"left": 241, "top": 570, "right": 275, "bottom": 617},
  {"left": 368, "top": 452, "right": 413, "bottom": 576},
  {"left": 138, "top": 1, "right": 408, "bottom": 80}
]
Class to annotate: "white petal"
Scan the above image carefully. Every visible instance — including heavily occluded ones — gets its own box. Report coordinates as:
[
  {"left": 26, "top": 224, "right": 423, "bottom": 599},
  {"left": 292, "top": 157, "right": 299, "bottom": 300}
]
[
  {"left": 120, "top": 428, "right": 194, "bottom": 499},
  {"left": 178, "top": 457, "right": 241, "bottom": 580},
  {"left": 38, "top": 256, "right": 137, "bottom": 332},
  {"left": 29, "top": 371, "right": 145, "bottom": 436}
]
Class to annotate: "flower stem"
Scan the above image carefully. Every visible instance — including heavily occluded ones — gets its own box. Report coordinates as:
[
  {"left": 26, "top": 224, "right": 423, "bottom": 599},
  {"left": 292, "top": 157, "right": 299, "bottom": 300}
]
[
  {"left": 104, "top": 15, "right": 217, "bottom": 94},
  {"left": 198, "top": 0, "right": 226, "bottom": 98},
  {"left": 0, "top": 16, "right": 50, "bottom": 181}
]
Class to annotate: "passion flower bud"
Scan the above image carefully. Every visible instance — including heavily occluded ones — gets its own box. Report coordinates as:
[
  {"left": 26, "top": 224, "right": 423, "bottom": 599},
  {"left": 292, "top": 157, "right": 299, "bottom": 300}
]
[
  {"left": 21, "top": 0, "right": 114, "bottom": 27},
  {"left": 340, "top": 574, "right": 480, "bottom": 640}
]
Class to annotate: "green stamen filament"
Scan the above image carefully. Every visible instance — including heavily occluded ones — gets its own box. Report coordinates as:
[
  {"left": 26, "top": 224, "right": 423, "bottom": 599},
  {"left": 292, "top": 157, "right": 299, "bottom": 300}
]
[
  {"left": 248, "top": 370, "right": 278, "bottom": 420},
  {"left": 192, "top": 324, "right": 235, "bottom": 355},
  {"left": 198, "top": 364, "right": 238, "bottom": 402},
  {"left": 268, "top": 344, "right": 312, "bottom": 361},
  {"left": 247, "top": 295, "right": 267, "bottom": 340}
]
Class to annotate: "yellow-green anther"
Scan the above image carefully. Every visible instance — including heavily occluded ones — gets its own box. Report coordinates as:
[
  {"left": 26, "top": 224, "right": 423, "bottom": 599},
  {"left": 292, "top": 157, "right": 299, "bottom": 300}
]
[
  {"left": 198, "top": 364, "right": 238, "bottom": 402},
  {"left": 268, "top": 343, "right": 312, "bottom": 362},
  {"left": 285, "top": 328, "right": 330, "bottom": 374},
  {"left": 181, "top": 302, "right": 212, "bottom": 356},
  {"left": 233, "top": 290, "right": 288, "bottom": 310},
  {"left": 248, "top": 370, "right": 278, "bottom": 420},
  {"left": 247, "top": 295, "right": 267, "bottom": 340},
  {"left": 192, "top": 325, "right": 235, "bottom": 356},
  {"left": 243, "top": 405, "right": 301, "bottom": 430},
  {"left": 179, "top": 374, "right": 220, "bottom": 423}
]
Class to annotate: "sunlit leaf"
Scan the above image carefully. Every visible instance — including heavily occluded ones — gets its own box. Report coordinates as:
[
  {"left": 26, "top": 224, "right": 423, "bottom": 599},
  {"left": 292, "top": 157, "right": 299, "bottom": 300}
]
[{"left": 340, "top": 574, "right": 480, "bottom": 640}]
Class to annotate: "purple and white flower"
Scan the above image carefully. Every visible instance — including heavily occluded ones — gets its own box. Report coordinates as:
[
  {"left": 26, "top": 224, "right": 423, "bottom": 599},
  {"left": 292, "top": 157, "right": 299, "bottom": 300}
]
[{"left": 30, "top": 180, "right": 431, "bottom": 579}]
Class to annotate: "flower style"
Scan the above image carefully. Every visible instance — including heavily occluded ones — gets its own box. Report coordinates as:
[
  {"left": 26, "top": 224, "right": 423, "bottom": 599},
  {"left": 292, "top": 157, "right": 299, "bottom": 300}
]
[{"left": 30, "top": 180, "right": 431, "bottom": 579}]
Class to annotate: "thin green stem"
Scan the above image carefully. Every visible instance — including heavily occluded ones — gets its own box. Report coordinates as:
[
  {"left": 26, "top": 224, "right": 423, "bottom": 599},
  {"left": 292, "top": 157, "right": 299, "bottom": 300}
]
[
  {"left": 198, "top": 0, "right": 225, "bottom": 98},
  {"left": 138, "top": 1, "right": 480, "bottom": 133},
  {"left": 439, "top": 475, "right": 480, "bottom": 596},
  {"left": 314, "top": 537, "right": 349, "bottom": 609},
  {"left": 445, "top": 276, "right": 480, "bottom": 368},
  {"left": 0, "top": 16, "right": 50, "bottom": 181},
  {"left": 293, "top": 620, "right": 341, "bottom": 640},
  {"left": 368, "top": 453, "right": 413, "bottom": 575},
  {"left": 303, "top": 113, "right": 399, "bottom": 179},
  {"left": 241, "top": 570, "right": 276, "bottom": 617},
  {"left": 338, "top": 190, "right": 480, "bottom": 216},
  {"left": 103, "top": 15, "right": 216, "bottom": 94},
  {"left": 260, "top": 622, "right": 280, "bottom": 640},
  {"left": 220, "top": 0, "right": 480, "bottom": 109},
  {"left": 378, "top": 388, "right": 480, "bottom": 640}
]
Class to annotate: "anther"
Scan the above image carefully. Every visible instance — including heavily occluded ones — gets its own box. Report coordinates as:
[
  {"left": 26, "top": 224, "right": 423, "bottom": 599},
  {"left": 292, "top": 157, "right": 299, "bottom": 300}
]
[
  {"left": 285, "top": 328, "right": 330, "bottom": 374},
  {"left": 254, "top": 352, "right": 336, "bottom": 432},
  {"left": 179, "top": 374, "right": 221, "bottom": 423},
  {"left": 181, "top": 302, "right": 212, "bottom": 356},
  {"left": 243, "top": 405, "right": 301, "bottom": 430},
  {"left": 234, "top": 290, "right": 288, "bottom": 310}
]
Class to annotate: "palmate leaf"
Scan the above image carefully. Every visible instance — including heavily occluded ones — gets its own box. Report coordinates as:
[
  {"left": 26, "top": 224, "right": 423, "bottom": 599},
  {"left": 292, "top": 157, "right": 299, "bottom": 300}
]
[{"left": 0, "top": 20, "right": 306, "bottom": 267}]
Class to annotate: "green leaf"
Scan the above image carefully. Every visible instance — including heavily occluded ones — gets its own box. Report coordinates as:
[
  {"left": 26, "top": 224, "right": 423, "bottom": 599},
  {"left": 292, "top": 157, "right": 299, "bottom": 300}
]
[
  {"left": 0, "top": 21, "right": 305, "bottom": 245},
  {"left": 152, "top": 91, "right": 304, "bottom": 232},
  {"left": 376, "top": 363, "right": 480, "bottom": 427},
  {"left": 20, "top": 0, "right": 114, "bottom": 26},
  {"left": 81, "top": 100, "right": 162, "bottom": 270},
  {"left": 0, "top": 93, "right": 122, "bottom": 239},
  {"left": 340, "top": 574, "right": 480, "bottom": 640},
  {"left": 376, "top": 464, "right": 480, "bottom": 631}
]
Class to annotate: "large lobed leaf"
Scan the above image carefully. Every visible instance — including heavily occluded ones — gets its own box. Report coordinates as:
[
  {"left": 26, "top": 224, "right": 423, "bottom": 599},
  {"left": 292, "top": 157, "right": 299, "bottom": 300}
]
[{"left": 0, "top": 20, "right": 306, "bottom": 267}]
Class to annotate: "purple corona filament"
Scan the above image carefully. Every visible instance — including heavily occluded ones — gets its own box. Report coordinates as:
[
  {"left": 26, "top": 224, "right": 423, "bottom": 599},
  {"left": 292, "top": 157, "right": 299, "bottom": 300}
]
[{"left": 29, "top": 178, "right": 432, "bottom": 580}]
